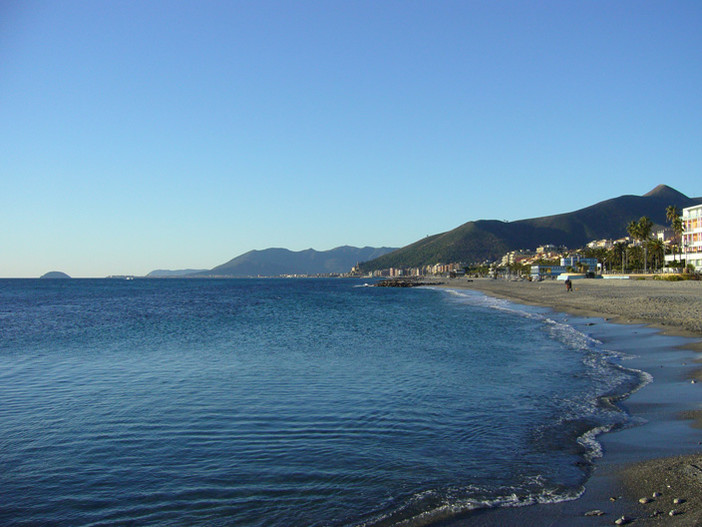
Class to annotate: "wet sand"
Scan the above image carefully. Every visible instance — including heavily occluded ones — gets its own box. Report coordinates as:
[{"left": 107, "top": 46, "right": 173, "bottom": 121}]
[{"left": 432, "top": 277, "right": 702, "bottom": 526}]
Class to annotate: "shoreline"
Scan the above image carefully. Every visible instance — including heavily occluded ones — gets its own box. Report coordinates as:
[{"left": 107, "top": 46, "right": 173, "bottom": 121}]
[{"left": 430, "top": 277, "right": 702, "bottom": 526}]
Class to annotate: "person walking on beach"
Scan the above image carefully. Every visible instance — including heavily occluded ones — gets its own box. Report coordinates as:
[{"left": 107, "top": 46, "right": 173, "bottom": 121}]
[{"left": 565, "top": 278, "right": 573, "bottom": 292}]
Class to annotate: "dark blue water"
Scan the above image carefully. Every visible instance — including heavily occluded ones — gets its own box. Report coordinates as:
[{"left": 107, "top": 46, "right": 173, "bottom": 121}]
[{"left": 0, "top": 279, "right": 645, "bottom": 526}]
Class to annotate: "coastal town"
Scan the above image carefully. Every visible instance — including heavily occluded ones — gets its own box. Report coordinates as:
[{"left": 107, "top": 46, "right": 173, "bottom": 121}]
[{"left": 353, "top": 202, "right": 702, "bottom": 281}]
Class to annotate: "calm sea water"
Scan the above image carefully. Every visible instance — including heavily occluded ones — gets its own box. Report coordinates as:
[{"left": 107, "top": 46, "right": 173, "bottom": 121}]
[{"left": 0, "top": 279, "right": 645, "bottom": 526}]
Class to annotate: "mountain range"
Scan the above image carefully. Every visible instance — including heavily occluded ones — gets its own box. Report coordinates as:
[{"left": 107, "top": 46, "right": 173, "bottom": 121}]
[
  {"left": 358, "top": 185, "right": 701, "bottom": 272},
  {"left": 184, "top": 246, "right": 397, "bottom": 277},
  {"left": 149, "top": 185, "right": 698, "bottom": 277}
]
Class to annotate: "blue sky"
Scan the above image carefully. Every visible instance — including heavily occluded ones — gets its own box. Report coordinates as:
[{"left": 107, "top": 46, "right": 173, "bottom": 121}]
[{"left": 2, "top": 1, "right": 700, "bottom": 277}]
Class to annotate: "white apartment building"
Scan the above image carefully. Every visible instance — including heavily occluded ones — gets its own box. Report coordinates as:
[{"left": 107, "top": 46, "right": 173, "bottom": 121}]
[{"left": 682, "top": 203, "right": 702, "bottom": 271}]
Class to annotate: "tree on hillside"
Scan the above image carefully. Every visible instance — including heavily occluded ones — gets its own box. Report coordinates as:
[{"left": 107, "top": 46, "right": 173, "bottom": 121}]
[
  {"left": 627, "top": 216, "right": 653, "bottom": 272},
  {"left": 666, "top": 204, "right": 684, "bottom": 267}
]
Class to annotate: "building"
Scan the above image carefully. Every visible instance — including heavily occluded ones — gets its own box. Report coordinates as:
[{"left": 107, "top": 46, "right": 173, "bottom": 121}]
[
  {"left": 560, "top": 256, "right": 599, "bottom": 272},
  {"left": 530, "top": 265, "right": 568, "bottom": 279},
  {"left": 655, "top": 227, "right": 675, "bottom": 245},
  {"left": 500, "top": 250, "right": 535, "bottom": 266},
  {"left": 536, "top": 244, "right": 558, "bottom": 254},
  {"left": 532, "top": 256, "right": 599, "bottom": 280},
  {"left": 682, "top": 204, "right": 702, "bottom": 271},
  {"left": 586, "top": 239, "right": 613, "bottom": 250}
]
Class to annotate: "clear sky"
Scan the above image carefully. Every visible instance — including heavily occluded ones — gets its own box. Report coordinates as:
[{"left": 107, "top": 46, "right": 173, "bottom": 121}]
[{"left": 2, "top": 1, "right": 700, "bottom": 277}]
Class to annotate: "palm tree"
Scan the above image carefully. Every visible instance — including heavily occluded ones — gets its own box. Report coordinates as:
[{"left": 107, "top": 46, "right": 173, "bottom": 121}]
[
  {"left": 626, "top": 220, "right": 640, "bottom": 271},
  {"left": 666, "top": 204, "right": 681, "bottom": 226},
  {"left": 626, "top": 220, "right": 639, "bottom": 240},
  {"left": 648, "top": 238, "right": 665, "bottom": 271},
  {"left": 638, "top": 216, "right": 653, "bottom": 273},
  {"left": 627, "top": 216, "right": 653, "bottom": 272},
  {"left": 610, "top": 242, "right": 626, "bottom": 273},
  {"left": 674, "top": 216, "right": 684, "bottom": 267},
  {"left": 666, "top": 205, "right": 683, "bottom": 266}
]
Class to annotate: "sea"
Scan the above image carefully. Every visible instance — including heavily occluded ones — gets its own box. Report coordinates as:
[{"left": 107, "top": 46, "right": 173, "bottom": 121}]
[{"left": 0, "top": 278, "right": 649, "bottom": 527}]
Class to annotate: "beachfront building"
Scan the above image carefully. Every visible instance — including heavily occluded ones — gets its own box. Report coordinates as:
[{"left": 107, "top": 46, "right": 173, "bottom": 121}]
[
  {"left": 530, "top": 265, "right": 568, "bottom": 279},
  {"left": 560, "top": 256, "right": 599, "bottom": 272},
  {"left": 682, "top": 204, "right": 702, "bottom": 271},
  {"left": 531, "top": 255, "right": 600, "bottom": 280}
]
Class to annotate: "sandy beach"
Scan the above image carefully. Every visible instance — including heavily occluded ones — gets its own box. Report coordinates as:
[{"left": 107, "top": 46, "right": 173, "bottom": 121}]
[
  {"left": 439, "top": 277, "right": 702, "bottom": 340},
  {"left": 432, "top": 277, "right": 702, "bottom": 526}
]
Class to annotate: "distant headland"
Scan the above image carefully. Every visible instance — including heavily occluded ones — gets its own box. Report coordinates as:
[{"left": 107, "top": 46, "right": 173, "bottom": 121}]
[{"left": 40, "top": 271, "right": 71, "bottom": 279}]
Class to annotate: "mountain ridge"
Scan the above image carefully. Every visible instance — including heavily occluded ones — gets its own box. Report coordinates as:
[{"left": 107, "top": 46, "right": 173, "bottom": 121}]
[
  {"left": 359, "top": 185, "right": 701, "bottom": 272},
  {"left": 192, "top": 245, "right": 397, "bottom": 277}
]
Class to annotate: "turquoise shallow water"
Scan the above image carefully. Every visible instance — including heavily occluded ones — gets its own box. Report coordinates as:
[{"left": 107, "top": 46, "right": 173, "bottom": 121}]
[{"left": 0, "top": 279, "right": 646, "bottom": 526}]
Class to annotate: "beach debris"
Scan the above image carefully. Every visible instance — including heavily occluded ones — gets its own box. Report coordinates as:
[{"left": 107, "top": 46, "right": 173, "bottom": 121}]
[
  {"left": 584, "top": 509, "right": 605, "bottom": 516},
  {"left": 672, "top": 497, "right": 685, "bottom": 504},
  {"left": 614, "top": 515, "right": 631, "bottom": 525},
  {"left": 639, "top": 497, "right": 653, "bottom": 504}
]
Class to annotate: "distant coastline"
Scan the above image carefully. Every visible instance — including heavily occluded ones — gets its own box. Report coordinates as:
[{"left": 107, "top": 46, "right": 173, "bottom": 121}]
[{"left": 39, "top": 271, "right": 71, "bottom": 279}]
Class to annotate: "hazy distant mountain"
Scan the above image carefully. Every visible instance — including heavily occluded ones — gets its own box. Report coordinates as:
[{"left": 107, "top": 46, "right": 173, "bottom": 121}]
[
  {"left": 359, "top": 185, "right": 701, "bottom": 271},
  {"left": 146, "top": 269, "right": 208, "bottom": 278},
  {"left": 40, "top": 271, "right": 71, "bottom": 279},
  {"left": 196, "top": 246, "right": 397, "bottom": 277}
]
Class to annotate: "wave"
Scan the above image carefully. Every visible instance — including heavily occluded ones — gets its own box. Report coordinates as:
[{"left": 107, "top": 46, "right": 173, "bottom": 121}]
[
  {"left": 368, "top": 287, "right": 656, "bottom": 527},
  {"left": 355, "top": 481, "right": 584, "bottom": 527}
]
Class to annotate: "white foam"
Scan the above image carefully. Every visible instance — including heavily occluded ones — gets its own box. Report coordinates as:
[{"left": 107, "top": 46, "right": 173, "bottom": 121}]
[
  {"left": 355, "top": 482, "right": 584, "bottom": 527},
  {"left": 577, "top": 424, "right": 613, "bottom": 461},
  {"left": 372, "top": 287, "right": 657, "bottom": 527},
  {"left": 438, "top": 286, "right": 656, "bottom": 472}
]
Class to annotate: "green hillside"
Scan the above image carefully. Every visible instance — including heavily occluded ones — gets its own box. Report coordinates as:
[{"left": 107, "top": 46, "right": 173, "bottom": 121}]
[{"left": 359, "top": 185, "right": 700, "bottom": 272}]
